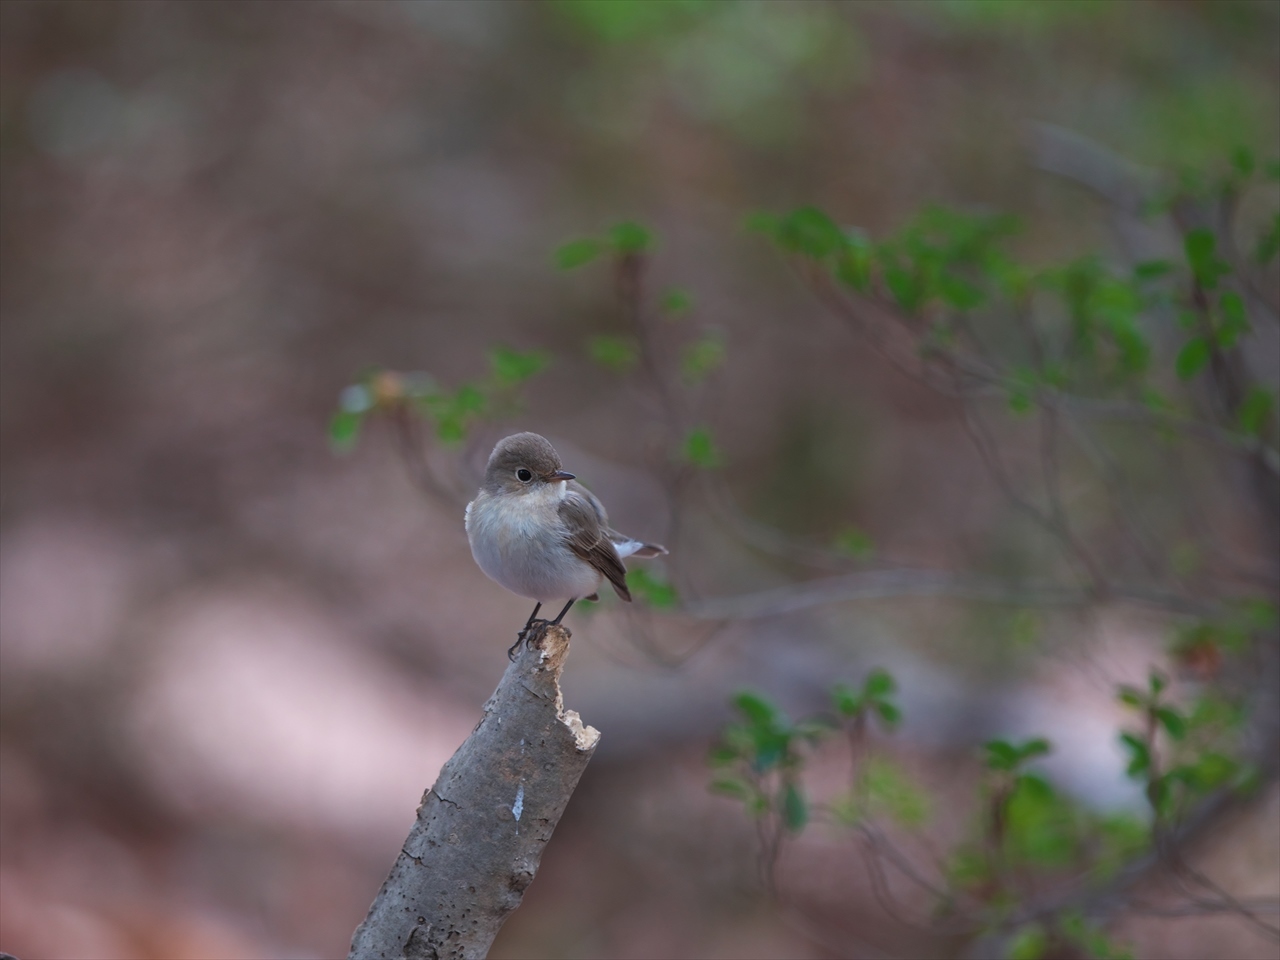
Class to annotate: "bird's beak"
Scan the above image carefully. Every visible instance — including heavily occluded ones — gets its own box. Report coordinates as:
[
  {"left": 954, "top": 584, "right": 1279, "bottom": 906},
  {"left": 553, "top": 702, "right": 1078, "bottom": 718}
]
[{"left": 546, "top": 470, "right": 575, "bottom": 482}]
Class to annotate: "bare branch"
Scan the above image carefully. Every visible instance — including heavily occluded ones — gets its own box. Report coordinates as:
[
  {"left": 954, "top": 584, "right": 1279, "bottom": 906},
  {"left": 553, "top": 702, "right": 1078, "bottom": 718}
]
[
  {"left": 389, "top": 407, "right": 470, "bottom": 509},
  {"left": 349, "top": 625, "right": 599, "bottom": 960},
  {"left": 678, "top": 567, "right": 1221, "bottom": 621},
  {"left": 960, "top": 399, "right": 1110, "bottom": 595}
]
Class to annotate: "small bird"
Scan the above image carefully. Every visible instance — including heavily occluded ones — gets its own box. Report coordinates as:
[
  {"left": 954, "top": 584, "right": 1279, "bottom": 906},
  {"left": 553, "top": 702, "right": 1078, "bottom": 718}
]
[{"left": 465, "top": 432, "right": 667, "bottom": 658}]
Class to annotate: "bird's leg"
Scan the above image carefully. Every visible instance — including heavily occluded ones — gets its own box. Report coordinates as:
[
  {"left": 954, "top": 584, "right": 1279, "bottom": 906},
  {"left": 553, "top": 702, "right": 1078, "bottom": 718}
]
[
  {"left": 508, "top": 600, "right": 576, "bottom": 661},
  {"left": 508, "top": 603, "right": 543, "bottom": 661},
  {"left": 522, "top": 602, "right": 543, "bottom": 633},
  {"left": 549, "top": 598, "right": 575, "bottom": 625}
]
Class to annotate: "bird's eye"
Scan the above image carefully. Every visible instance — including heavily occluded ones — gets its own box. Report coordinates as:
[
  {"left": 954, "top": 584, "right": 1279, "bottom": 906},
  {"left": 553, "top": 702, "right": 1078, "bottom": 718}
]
[{"left": 516, "top": 468, "right": 533, "bottom": 483}]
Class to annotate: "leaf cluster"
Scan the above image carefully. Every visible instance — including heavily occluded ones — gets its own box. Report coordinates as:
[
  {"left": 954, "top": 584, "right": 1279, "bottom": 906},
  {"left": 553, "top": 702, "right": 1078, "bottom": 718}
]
[
  {"left": 327, "top": 347, "right": 549, "bottom": 452},
  {"left": 626, "top": 567, "right": 678, "bottom": 609},
  {"left": 832, "top": 667, "right": 901, "bottom": 730},
  {"left": 553, "top": 220, "right": 655, "bottom": 270},
  {"left": 709, "top": 690, "right": 827, "bottom": 832},
  {"left": 555, "top": 220, "right": 729, "bottom": 470},
  {"left": 1116, "top": 670, "right": 1255, "bottom": 819},
  {"left": 749, "top": 154, "right": 1279, "bottom": 433}
]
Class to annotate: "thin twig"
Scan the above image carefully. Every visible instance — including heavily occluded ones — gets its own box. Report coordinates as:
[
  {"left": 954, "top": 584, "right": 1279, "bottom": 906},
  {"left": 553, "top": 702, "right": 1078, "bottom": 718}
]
[{"left": 679, "top": 567, "right": 1222, "bottom": 621}]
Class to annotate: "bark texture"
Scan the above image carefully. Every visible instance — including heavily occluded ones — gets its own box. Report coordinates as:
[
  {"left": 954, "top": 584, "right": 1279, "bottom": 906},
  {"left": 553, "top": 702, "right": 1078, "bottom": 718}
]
[{"left": 349, "top": 624, "right": 599, "bottom": 960}]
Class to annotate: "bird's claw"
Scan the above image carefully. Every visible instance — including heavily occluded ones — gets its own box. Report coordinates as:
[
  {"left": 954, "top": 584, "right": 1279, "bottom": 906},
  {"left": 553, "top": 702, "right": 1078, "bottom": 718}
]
[{"left": 508, "top": 619, "right": 551, "bottom": 661}]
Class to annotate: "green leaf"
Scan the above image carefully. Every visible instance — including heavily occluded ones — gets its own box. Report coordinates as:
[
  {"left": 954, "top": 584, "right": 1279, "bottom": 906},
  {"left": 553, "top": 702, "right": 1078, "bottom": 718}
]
[
  {"left": 554, "top": 237, "right": 604, "bottom": 270},
  {"left": 1148, "top": 670, "right": 1167, "bottom": 696},
  {"left": 1237, "top": 387, "right": 1274, "bottom": 437},
  {"left": 627, "top": 567, "right": 677, "bottom": 609},
  {"left": 1147, "top": 774, "right": 1174, "bottom": 816},
  {"left": 1154, "top": 707, "right": 1187, "bottom": 741},
  {"left": 884, "top": 263, "right": 924, "bottom": 313},
  {"left": 710, "top": 776, "right": 751, "bottom": 799},
  {"left": 1133, "top": 259, "right": 1173, "bottom": 282},
  {"left": 328, "top": 410, "right": 363, "bottom": 454},
  {"left": 874, "top": 701, "right": 902, "bottom": 729},
  {"left": 458, "top": 383, "right": 486, "bottom": 413},
  {"left": 720, "top": 724, "right": 755, "bottom": 757},
  {"left": 609, "top": 220, "right": 653, "bottom": 254},
  {"left": 588, "top": 335, "right": 640, "bottom": 372},
  {"left": 984, "top": 739, "right": 1021, "bottom": 771},
  {"left": 1095, "top": 813, "right": 1150, "bottom": 878},
  {"left": 1005, "top": 367, "right": 1038, "bottom": 414},
  {"left": 781, "top": 781, "right": 809, "bottom": 832},
  {"left": 1231, "top": 145, "right": 1255, "bottom": 178},
  {"left": 435, "top": 416, "right": 465, "bottom": 444},
  {"left": 774, "top": 206, "right": 846, "bottom": 259},
  {"left": 833, "top": 526, "right": 875, "bottom": 560},
  {"left": 1119, "top": 732, "right": 1150, "bottom": 777},
  {"left": 660, "top": 287, "right": 693, "bottom": 315},
  {"left": 489, "top": 346, "right": 549, "bottom": 385},
  {"left": 1215, "top": 291, "right": 1249, "bottom": 348},
  {"left": 1105, "top": 310, "right": 1150, "bottom": 375},
  {"left": 947, "top": 848, "right": 991, "bottom": 889},
  {"left": 753, "top": 733, "right": 789, "bottom": 773},
  {"left": 680, "top": 333, "right": 725, "bottom": 383},
  {"left": 682, "top": 426, "right": 722, "bottom": 468},
  {"left": 937, "top": 274, "right": 985, "bottom": 311},
  {"left": 863, "top": 668, "right": 896, "bottom": 699},
  {"left": 707, "top": 744, "right": 738, "bottom": 767},
  {"left": 835, "top": 239, "right": 874, "bottom": 292},
  {"left": 733, "top": 690, "right": 780, "bottom": 729},
  {"left": 1175, "top": 336, "right": 1211, "bottom": 380},
  {"left": 1007, "top": 923, "right": 1048, "bottom": 960},
  {"left": 1117, "top": 686, "right": 1145, "bottom": 708},
  {"left": 1060, "top": 912, "right": 1135, "bottom": 960},
  {"left": 832, "top": 683, "right": 862, "bottom": 717},
  {"left": 1184, "top": 228, "right": 1230, "bottom": 290},
  {"left": 1141, "top": 387, "right": 1173, "bottom": 413},
  {"left": 1182, "top": 751, "right": 1239, "bottom": 790},
  {"left": 419, "top": 382, "right": 486, "bottom": 444},
  {"left": 1014, "top": 772, "right": 1055, "bottom": 802},
  {"left": 1005, "top": 773, "right": 1074, "bottom": 866},
  {"left": 1007, "top": 391, "right": 1033, "bottom": 414},
  {"left": 554, "top": 0, "right": 709, "bottom": 42}
]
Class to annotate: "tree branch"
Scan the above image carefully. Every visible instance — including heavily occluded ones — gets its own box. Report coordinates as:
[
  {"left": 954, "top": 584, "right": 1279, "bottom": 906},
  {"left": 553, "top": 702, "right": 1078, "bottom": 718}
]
[
  {"left": 679, "top": 567, "right": 1222, "bottom": 621},
  {"left": 349, "top": 624, "right": 600, "bottom": 960}
]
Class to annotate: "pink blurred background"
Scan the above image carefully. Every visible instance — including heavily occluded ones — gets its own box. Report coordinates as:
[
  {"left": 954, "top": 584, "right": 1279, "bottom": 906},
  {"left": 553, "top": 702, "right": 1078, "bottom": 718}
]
[{"left": 2, "top": 3, "right": 1277, "bottom": 958}]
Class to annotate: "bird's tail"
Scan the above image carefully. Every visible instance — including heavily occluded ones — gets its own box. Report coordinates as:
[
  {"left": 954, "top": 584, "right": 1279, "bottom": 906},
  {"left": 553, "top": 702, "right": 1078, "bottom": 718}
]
[{"left": 615, "top": 540, "right": 667, "bottom": 559}]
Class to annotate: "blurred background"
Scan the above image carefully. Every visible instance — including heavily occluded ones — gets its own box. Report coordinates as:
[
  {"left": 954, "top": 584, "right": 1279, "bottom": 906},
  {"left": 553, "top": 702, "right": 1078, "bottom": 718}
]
[{"left": 2, "top": 2, "right": 1278, "bottom": 958}]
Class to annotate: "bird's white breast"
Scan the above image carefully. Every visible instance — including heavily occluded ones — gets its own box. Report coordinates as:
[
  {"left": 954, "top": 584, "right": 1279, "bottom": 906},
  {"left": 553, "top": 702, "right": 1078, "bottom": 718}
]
[{"left": 465, "top": 484, "right": 600, "bottom": 602}]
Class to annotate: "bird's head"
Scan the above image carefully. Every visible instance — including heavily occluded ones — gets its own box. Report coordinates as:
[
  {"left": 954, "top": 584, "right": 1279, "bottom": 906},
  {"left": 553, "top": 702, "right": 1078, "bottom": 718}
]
[{"left": 481, "top": 432, "right": 575, "bottom": 497}]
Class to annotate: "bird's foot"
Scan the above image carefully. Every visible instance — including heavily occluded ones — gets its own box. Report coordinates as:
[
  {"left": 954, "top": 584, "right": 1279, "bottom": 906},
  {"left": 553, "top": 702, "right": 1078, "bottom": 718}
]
[{"left": 508, "top": 619, "right": 552, "bottom": 661}]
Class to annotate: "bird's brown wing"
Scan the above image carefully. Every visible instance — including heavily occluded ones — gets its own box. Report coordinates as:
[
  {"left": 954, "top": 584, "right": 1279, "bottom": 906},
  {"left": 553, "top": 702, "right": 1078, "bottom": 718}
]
[
  {"left": 566, "top": 479, "right": 608, "bottom": 523},
  {"left": 559, "top": 492, "right": 631, "bottom": 601},
  {"left": 567, "top": 479, "right": 667, "bottom": 558}
]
